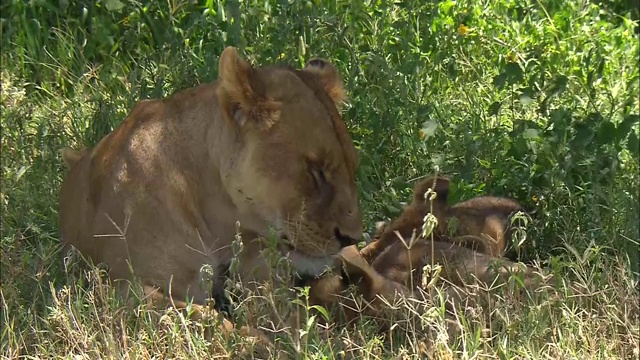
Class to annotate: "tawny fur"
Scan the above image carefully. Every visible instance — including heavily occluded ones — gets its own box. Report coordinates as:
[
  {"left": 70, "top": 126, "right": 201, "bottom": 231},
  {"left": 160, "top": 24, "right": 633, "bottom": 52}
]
[
  {"left": 445, "top": 196, "right": 526, "bottom": 256},
  {"left": 306, "top": 245, "right": 411, "bottom": 325},
  {"left": 366, "top": 234, "right": 551, "bottom": 327},
  {"left": 305, "top": 234, "right": 548, "bottom": 332},
  {"left": 61, "top": 148, "right": 87, "bottom": 169},
  {"left": 370, "top": 237, "right": 540, "bottom": 288},
  {"left": 58, "top": 47, "right": 363, "bottom": 338},
  {"left": 368, "top": 175, "right": 526, "bottom": 257},
  {"left": 304, "top": 177, "right": 542, "bottom": 332},
  {"left": 360, "top": 175, "right": 450, "bottom": 263}
]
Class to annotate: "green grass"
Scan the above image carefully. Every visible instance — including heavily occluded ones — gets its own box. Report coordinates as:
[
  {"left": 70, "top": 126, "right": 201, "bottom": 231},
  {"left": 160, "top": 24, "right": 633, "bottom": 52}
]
[{"left": 1, "top": 0, "right": 639, "bottom": 358}]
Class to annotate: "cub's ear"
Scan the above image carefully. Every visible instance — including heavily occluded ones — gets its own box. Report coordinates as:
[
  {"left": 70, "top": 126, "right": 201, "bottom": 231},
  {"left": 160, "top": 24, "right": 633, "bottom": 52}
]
[
  {"left": 303, "top": 58, "right": 347, "bottom": 108},
  {"left": 217, "top": 46, "right": 280, "bottom": 129},
  {"left": 413, "top": 175, "right": 451, "bottom": 205}
]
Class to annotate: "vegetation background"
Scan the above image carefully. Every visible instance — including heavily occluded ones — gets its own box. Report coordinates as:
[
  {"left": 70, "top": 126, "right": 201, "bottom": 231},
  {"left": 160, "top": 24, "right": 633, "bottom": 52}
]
[{"left": 1, "top": 0, "right": 638, "bottom": 358}]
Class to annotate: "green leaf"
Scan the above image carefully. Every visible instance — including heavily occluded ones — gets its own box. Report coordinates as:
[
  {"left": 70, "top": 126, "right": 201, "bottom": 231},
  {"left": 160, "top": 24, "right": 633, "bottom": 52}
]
[
  {"left": 309, "top": 305, "right": 330, "bottom": 322},
  {"left": 523, "top": 128, "right": 540, "bottom": 140},
  {"left": 421, "top": 119, "right": 439, "bottom": 139},
  {"left": 15, "top": 166, "right": 28, "bottom": 182},
  {"left": 546, "top": 75, "right": 569, "bottom": 97},
  {"left": 104, "top": 0, "right": 125, "bottom": 12},
  {"left": 417, "top": 104, "right": 432, "bottom": 119},
  {"left": 585, "top": 112, "right": 604, "bottom": 127},
  {"left": 385, "top": 203, "right": 401, "bottom": 215},
  {"left": 390, "top": 176, "right": 406, "bottom": 185},
  {"left": 508, "top": 137, "right": 528, "bottom": 159},
  {"left": 504, "top": 62, "right": 523, "bottom": 85},
  {"left": 438, "top": 0, "right": 456, "bottom": 15},
  {"left": 478, "top": 159, "right": 491, "bottom": 168},
  {"left": 596, "top": 120, "right": 616, "bottom": 145},
  {"left": 306, "top": 314, "right": 317, "bottom": 329},
  {"left": 550, "top": 108, "right": 572, "bottom": 125},
  {"left": 488, "top": 101, "right": 501, "bottom": 116},
  {"left": 493, "top": 63, "right": 523, "bottom": 90},
  {"left": 628, "top": 131, "right": 639, "bottom": 158},
  {"left": 617, "top": 114, "right": 639, "bottom": 141},
  {"left": 595, "top": 58, "right": 605, "bottom": 79},
  {"left": 572, "top": 122, "right": 595, "bottom": 148},
  {"left": 493, "top": 73, "right": 507, "bottom": 89},
  {"left": 519, "top": 94, "right": 534, "bottom": 105}
]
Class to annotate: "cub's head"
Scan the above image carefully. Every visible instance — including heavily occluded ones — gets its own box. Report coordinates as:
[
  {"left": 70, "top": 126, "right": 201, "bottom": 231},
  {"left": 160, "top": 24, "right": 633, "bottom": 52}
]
[{"left": 215, "top": 47, "right": 362, "bottom": 276}]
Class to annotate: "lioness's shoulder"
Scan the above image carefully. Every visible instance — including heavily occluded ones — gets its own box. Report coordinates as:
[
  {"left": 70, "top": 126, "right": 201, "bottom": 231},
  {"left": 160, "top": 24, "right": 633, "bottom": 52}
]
[{"left": 123, "top": 84, "right": 219, "bottom": 126}]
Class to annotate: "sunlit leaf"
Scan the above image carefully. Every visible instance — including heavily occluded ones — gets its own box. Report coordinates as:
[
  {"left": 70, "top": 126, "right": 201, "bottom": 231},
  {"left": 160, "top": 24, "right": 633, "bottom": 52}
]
[
  {"left": 519, "top": 94, "right": 534, "bottom": 105},
  {"left": 421, "top": 119, "right": 439, "bottom": 139},
  {"left": 523, "top": 128, "right": 539, "bottom": 140},
  {"left": 309, "top": 305, "right": 330, "bottom": 322},
  {"left": 104, "top": 0, "right": 125, "bottom": 12}
]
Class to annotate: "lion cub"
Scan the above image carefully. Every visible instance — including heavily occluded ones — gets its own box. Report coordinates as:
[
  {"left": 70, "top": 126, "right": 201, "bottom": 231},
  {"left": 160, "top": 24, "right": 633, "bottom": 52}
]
[
  {"left": 304, "top": 245, "right": 410, "bottom": 324},
  {"left": 304, "top": 234, "right": 544, "bottom": 331},
  {"left": 366, "top": 175, "right": 526, "bottom": 258}
]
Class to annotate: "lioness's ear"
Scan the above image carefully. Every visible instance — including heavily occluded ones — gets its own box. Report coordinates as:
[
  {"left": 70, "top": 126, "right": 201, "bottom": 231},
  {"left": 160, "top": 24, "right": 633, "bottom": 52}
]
[
  {"left": 61, "top": 147, "right": 87, "bottom": 169},
  {"left": 303, "top": 58, "right": 347, "bottom": 108},
  {"left": 217, "top": 46, "right": 280, "bottom": 129}
]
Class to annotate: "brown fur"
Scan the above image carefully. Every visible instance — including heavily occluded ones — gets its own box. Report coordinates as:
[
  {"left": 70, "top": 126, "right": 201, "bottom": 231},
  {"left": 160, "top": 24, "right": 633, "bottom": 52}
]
[
  {"left": 370, "top": 237, "right": 542, "bottom": 289},
  {"left": 446, "top": 196, "right": 526, "bottom": 256},
  {"left": 366, "top": 234, "right": 552, "bottom": 329},
  {"left": 61, "top": 148, "right": 88, "bottom": 169},
  {"left": 303, "top": 177, "right": 541, "bottom": 333},
  {"left": 305, "top": 235, "right": 548, "bottom": 332},
  {"left": 306, "top": 245, "right": 411, "bottom": 325},
  {"left": 367, "top": 175, "right": 526, "bottom": 257},
  {"left": 58, "top": 47, "right": 363, "bottom": 334},
  {"left": 360, "top": 175, "right": 450, "bottom": 263}
]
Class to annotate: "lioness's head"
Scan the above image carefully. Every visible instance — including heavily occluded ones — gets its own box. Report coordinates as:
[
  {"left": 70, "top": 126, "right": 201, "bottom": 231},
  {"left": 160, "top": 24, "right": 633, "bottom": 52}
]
[{"left": 216, "top": 47, "right": 362, "bottom": 275}]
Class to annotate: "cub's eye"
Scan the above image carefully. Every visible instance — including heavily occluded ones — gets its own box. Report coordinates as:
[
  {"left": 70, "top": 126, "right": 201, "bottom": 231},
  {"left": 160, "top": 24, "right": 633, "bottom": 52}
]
[{"left": 311, "top": 168, "right": 327, "bottom": 189}]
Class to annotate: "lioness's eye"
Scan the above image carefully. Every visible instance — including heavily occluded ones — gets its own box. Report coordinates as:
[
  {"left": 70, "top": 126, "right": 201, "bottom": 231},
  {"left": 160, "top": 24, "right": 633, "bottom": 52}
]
[{"left": 311, "top": 168, "right": 327, "bottom": 189}]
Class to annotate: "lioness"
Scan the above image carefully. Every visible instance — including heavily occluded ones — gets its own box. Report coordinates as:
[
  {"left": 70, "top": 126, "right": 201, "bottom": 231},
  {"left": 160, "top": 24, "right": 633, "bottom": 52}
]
[
  {"left": 366, "top": 175, "right": 526, "bottom": 258},
  {"left": 59, "top": 47, "right": 363, "bottom": 330}
]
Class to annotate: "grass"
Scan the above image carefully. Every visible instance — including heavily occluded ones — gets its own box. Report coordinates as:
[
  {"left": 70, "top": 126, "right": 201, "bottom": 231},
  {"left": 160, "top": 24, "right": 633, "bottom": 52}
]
[{"left": 1, "top": 0, "right": 639, "bottom": 358}]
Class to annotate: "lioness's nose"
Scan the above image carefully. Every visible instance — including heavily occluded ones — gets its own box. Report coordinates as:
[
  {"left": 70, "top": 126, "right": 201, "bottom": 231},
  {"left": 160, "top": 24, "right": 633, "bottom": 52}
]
[{"left": 334, "top": 228, "right": 361, "bottom": 248}]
